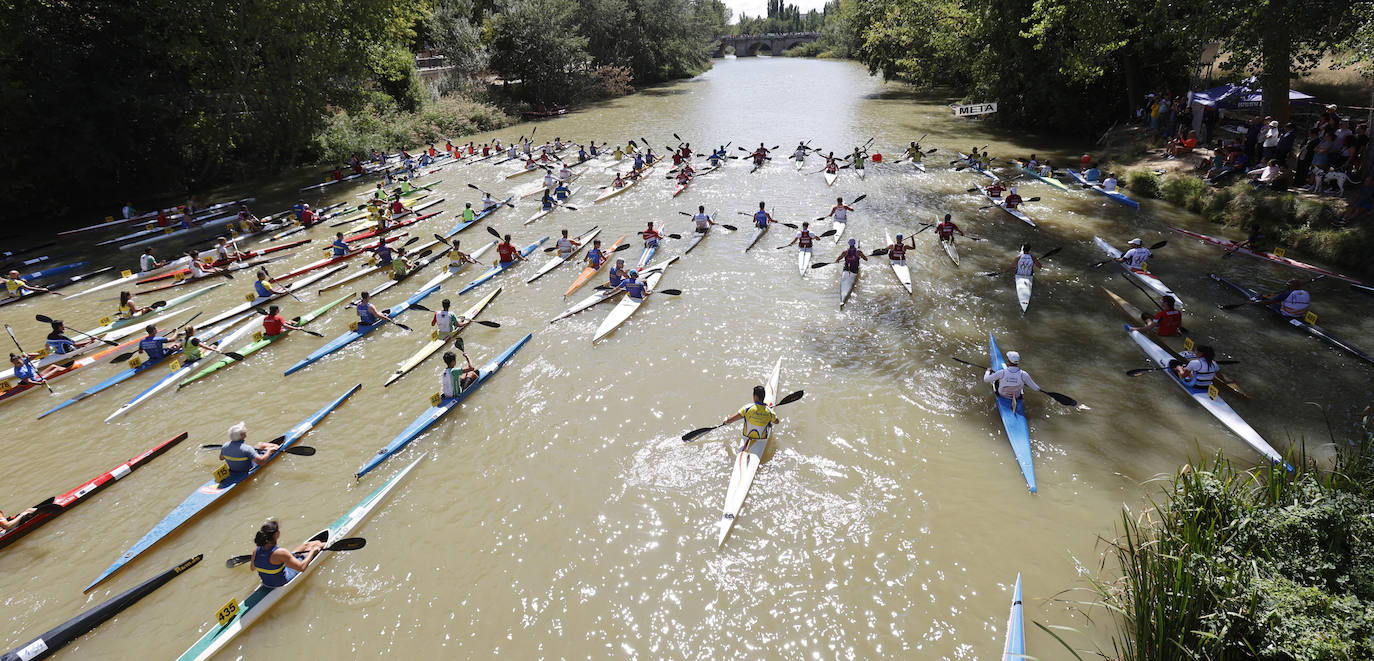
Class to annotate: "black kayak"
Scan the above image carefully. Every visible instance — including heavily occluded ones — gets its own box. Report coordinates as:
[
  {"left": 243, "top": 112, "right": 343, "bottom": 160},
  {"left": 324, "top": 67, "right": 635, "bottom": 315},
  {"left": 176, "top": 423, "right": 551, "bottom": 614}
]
[{"left": 1, "top": 555, "right": 201, "bottom": 661}]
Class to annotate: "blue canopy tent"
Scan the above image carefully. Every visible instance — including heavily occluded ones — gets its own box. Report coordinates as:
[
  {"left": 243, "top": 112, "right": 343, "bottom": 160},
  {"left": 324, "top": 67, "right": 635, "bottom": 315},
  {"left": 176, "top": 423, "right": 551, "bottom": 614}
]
[{"left": 1191, "top": 77, "right": 1315, "bottom": 109}]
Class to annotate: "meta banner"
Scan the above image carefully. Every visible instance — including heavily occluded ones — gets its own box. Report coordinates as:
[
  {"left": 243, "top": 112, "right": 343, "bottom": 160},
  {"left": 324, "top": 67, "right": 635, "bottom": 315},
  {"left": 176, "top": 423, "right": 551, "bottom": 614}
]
[{"left": 951, "top": 102, "right": 998, "bottom": 117}]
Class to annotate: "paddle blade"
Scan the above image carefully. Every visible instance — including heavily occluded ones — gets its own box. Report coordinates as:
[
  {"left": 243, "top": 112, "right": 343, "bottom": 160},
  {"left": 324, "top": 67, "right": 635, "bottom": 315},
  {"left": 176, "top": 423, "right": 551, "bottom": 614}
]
[
  {"left": 1125, "top": 368, "right": 1161, "bottom": 376},
  {"left": 225, "top": 352, "right": 245, "bottom": 361},
  {"left": 1043, "top": 390, "right": 1077, "bottom": 406},
  {"left": 681, "top": 425, "right": 720, "bottom": 443},
  {"left": 475, "top": 320, "right": 501, "bottom": 327},
  {"left": 775, "top": 390, "right": 805, "bottom": 406},
  {"left": 656, "top": 289, "right": 682, "bottom": 295},
  {"left": 810, "top": 261, "right": 831, "bottom": 269},
  {"left": 327, "top": 537, "right": 367, "bottom": 552},
  {"left": 285, "top": 446, "right": 317, "bottom": 456},
  {"left": 819, "top": 229, "right": 837, "bottom": 237},
  {"left": 226, "top": 554, "right": 252, "bottom": 568}
]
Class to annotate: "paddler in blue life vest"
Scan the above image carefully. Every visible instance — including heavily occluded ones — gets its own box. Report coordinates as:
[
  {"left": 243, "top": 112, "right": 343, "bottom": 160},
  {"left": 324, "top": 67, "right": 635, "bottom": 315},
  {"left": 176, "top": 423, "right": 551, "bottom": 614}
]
[
  {"left": 219, "top": 421, "right": 279, "bottom": 477},
  {"left": 331, "top": 232, "right": 350, "bottom": 257},
  {"left": 754, "top": 201, "right": 775, "bottom": 230},
  {"left": 249, "top": 519, "right": 323, "bottom": 587},
  {"left": 983, "top": 350, "right": 1042, "bottom": 403},
  {"left": 719, "top": 384, "right": 780, "bottom": 452},
  {"left": 355, "top": 290, "right": 400, "bottom": 328},
  {"left": 254, "top": 270, "right": 289, "bottom": 300},
  {"left": 607, "top": 259, "right": 629, "bottom": 288}
]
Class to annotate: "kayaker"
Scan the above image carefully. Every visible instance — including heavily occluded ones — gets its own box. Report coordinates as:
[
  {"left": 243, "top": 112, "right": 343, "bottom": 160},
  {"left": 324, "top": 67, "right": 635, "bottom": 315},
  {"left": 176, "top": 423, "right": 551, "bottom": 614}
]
[
  {"left": 676, "top": 164, "right": 695, "bottom": 184},
  {"left": 982, "top": 350, "right": 1042, "bottom": 403},
  {"left": 851, "top": 147, "right": 867, "bottom": 172},
  {"left": 121, "top": 201, "right": 137, "bottom": 219},
  {"left": 331, "top": 232, "right": 350, "bottom": 257},
  {"left": 1225, "top": 222, "right": 1265, "bottom": 255},
  {"left": 640, "top": 222, "right": 663, "bottom": 252},
  {"left": 1101, "top": 173, "right": 1119, "bottom": 191},
  {"left": 1024, "top": 154, "right": 1039, "bottom": 168},
  {"left": 1258, "top": 278, "right": 1311, "bottom": 318},
  {"left": 692, "top": 205, "right": 716, "bottom": 234},
  {"left": 0, "top": 505, "right": 39, "bottom": 531},
  {"left": 300, "top": 205, "right": 318, "bottom": 228},
  {"left": 1010, "top": 244, "right": 1041, "bottom": 279},
  {"left": 632, "top": 153, "right": 645, "bottom": 172},
  {"left": 540, "top": 189, "right": 556, "bottom": 212},
  {"left": 46, "top": 319, "right": 95, "bottom": 354},
  {"left": 261, "top": 305, "right": 306, "bottom": 337},
  {"left": 935, "top": 214, "right": 965, "bottom": 246},
  {"left": 751, "top": 143, "right": 770, "bottom": 166},
  {"left": 9, "top": 353, "right": 61, "bottom": 385},
  {"left": 482, "top": 193, "right": 497, "bottom": 212},
  {"left": 447, "top": 239, "right": 478, "bottom": 271},
  {"left": 611, "top": 172, "right": 626, "bottom": 189},
  {"left": 835, "top": 238, "right": 867, "bottom": 274},
  {"left": 460, "top": 202, "right": 476, "bottom": 227},
  {"left": 984, "top": 181, "right": 1007, "bottom": 198},
  {"left": 356, "top": 290, "right": 399, "bottom": 328},
  {"left": 554, "top": 180, "right": 571, "bottom": 202},
  {"left": 1170, "top": 345, "right": 1218, "bottom": 390},
  {"left": 1114, "top": 238, "right": 1152, "bottom": 270},
  {"left": 5, "top": 271, "right": 51, "bottom": 297},
  {"left": 236, "top": 205, "right": 263, "bottom": 232},
  {"left": 793, "top": 143, "right": 808, "bottom": 162},
  {"left": 137, "top": 324, "right": 181, "bottom": 360},
  {"left": 754, "top": 202, "right": 775, "bottom": 230},
  {"left": 139, "top": 248, "right": 165, "bottom": 273},
  {"left": 542, "top": 170, "right": 556, "bottom": 191},
  {"left": 215, "top": 237, "right": 244, "bottom": 263},
  {"left": 1037, "top": 161, "right": 1053, "bottom": 177},
  {"left": 176, "top": 324, "right": 226, "bottom": 364},
  {"left": 619, "top": 270, "right": 652, "bottom": 302},
  {"left": 254, "top": 271, "right": 289, "bottom": 299},
  {"left": 441, "top": 346, "right": 480, "bottom": 396},
  {"left": 783, "top": 221, "right": 820, "bottom": 252},
  {"left": 1003, "top": 187, "right": 1024, "bottom": 210},
  {"left": 389, "top": 246, "right": 416, "bottom": 279},
  {"left": 719, "top": 384, "right": 780, "bottom": 451},
  {"left": 583, "top": 239, "right": 607, "bottom": 271},
  {"left": 1131, "top": 295, "right": 1182, "bottom": 337},
  {"left": 588, "top": 141, "right": 599, "bottom": 157},
  {"left": 828, "top": 197, "right": 853, "bottom": 226},
  {"left": 555, "top": 229, "right": 582, "bottom": 260},
  {"left": 388, "top": 196, "right": 411, "bottom": 218},
  {"left": 887, "top": 233, "right": 914, "bottom": 265},
  {"left": 185, "top": 251, "right": 228, "bottom": 279},
  {"left": 608, "top": 259, "right": 629, "bottom": 287},
  {"left": 495, "top": 234, "right": 527, "bottom": 268},
  {"left": 904, "top": 142, "right": 924, "bottom": 164},
  {"left": 117, "top": 291, "right": 152, "bottom": 318},
  {"left": 371, "top": 239, "right": 395, "bottom": 268},
  {"left": 577, "top": 144, "right": 589, "bottom": 162},
  {"left": 249, "top": 519, "right": 323, "bottom": 587},
  {"left": 432, "top": 299, "right": 472, "bottom": 339}
]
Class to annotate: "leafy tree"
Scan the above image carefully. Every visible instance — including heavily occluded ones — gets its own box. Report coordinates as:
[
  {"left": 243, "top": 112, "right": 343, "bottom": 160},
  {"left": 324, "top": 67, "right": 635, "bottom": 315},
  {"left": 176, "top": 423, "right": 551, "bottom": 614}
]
[{"left": 489, "top": 0, "right": 590, "bottom": 103}]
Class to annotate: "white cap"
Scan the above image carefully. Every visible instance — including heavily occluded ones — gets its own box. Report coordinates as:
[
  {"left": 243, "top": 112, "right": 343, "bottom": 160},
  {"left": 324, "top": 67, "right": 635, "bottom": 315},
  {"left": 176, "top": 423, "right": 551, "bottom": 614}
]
[
  {"left": 1010, "top": 187, "right": 1018, "bottom": 195},
  {"left": 1128, "top": 238, "right": 1142, "bottom": 246},
  {"left": 1006, "top": 351, "right": 1020, "bottom": 364}
]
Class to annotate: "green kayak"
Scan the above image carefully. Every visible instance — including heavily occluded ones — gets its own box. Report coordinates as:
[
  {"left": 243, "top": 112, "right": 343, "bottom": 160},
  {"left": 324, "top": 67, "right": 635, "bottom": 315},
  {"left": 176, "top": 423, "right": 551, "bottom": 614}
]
[{"left": 177, "top": 293, "right": 349, "bottom": 388}]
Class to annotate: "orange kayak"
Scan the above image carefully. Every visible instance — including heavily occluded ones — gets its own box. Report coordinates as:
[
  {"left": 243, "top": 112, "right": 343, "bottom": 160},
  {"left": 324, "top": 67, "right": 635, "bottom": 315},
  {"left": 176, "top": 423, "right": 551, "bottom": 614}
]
[{"left": 564, "top": 235, "right": 625, "bottom": 296}]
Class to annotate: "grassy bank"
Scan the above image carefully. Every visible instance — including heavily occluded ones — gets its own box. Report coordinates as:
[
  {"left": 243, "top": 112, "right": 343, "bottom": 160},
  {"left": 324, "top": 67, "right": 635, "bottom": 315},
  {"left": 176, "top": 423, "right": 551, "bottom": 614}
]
[{"left": 314, "top": 95, "right": 514, "bottom": 166}]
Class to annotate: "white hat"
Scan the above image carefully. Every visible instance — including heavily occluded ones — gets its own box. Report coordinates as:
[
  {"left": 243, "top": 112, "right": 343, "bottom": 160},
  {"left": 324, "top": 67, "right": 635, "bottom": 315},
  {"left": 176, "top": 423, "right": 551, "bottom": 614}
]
[
  {"left": 1010, "top": 187, "right": 1018, "bottom": 195},
  {"left": 1006, "top": 351, "right": 1020, "bottom": 364},
  {"left": 1269, "top": 120, "right": 1278, "bottom": 127},
  {"left": 1128, "top": 238, "right": 1143, "bottom": 246}
]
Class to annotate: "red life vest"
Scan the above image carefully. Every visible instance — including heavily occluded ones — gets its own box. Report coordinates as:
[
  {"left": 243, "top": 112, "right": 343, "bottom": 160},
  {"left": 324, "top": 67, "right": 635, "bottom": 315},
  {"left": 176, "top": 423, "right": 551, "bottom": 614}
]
[
  {"left": 497, "top": 242, "right": 519, "bottom": 262},
  {"left": 1154, "top": 309, "right": 1182, "bottom": 336},
  {"left": 798, "top": 232, "right": 813, "bottom": 249},
  {"left": 937, "top": 222, "right": 957, "bottom": 239},
  {"left": 889, "top": 243, "right": 906, "bottom": 260}
]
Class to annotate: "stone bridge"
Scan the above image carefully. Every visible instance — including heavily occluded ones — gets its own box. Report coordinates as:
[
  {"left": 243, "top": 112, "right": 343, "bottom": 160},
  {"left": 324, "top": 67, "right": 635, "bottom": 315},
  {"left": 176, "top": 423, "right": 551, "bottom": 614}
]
[{"left": 712, "top": 32, "right": 821, "bottom": 57}]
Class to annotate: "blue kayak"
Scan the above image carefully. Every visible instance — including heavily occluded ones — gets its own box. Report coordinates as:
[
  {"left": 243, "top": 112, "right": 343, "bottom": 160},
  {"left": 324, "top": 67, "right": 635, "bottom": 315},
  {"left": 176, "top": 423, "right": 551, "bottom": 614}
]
[
  {"left": 458, "top": 238, "right": 547, "bottom": 295},
  {"left": 22, "top": 260, "right": 88, "bottom": 281},
  {"left": 356, "top": 333, "right": 532, "bottom": 479},
  {"left": 1066, "top": 168, "right": 1139, "bottom": 208},
  {"left": 447, "top": 196, "right": 512, "bottom": 236},
  {"left": 635, "top": 242, "right": 656, "bottom": 269},
  {"left": 988, "top": 332, "right": 1036, "bottom": 492},
  {"left": 1002, "top": 573, "right": 1025, "bottom": 660},
  {"left": 82, "top": 384, "right": 361, "bottom": 593},
  {"left": 283, "top": 284, "right": 441, "bottom": 376}
]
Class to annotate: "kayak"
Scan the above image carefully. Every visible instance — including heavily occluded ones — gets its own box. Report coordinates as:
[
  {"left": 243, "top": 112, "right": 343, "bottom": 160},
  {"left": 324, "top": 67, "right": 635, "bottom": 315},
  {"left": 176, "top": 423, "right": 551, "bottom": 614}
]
[
  {"left": 794, "top": 156, "right": 805, "bottom": 170},
  {"left": 103, "top": 313, "right": 261, "bottom": 422},
  {"left": 415, "top": 240, "right": 496, "bottom": 292},
  {"left": 824, "top": 171, "right": 838, "bottom": 186},
  {"left": 283, "top": 284, "right": 441, "bottom": 376},
  {"left": 1103, "top": 287, "right": 1248, "bottom": 399},
  {"left": 504, "top": 162, "right": 545, "bottom": 179},
  {"left": 981, "top": 188, "right": 1036, "bottom": 228},
  {"left": 1002, "top": 574, "right": 1025, "bottom": 661},
  {"left": 357, "top": 334, "right": 532, "bottom": 478},
  {"left": 832, "top": 217, "right": 846, "bottom": 244},
  {"left": 1123, "top": 323, "right": 1290, "bottom": 468},
  {"left": 525, "top": 187, "right": 581, "bottom": 225},
  {"left": 1093, "top": 237, "right": 1183, "bottom": 310},
  {"left": 1168, "top": 226, "right": 1363, "bottom": 284},
  {"left": 2, "top": 555, "right": 202, "bottom": 661},
  {"left": 884, "top": 230, "right": 913, "bottom": 294},
  {"left": 20, "top": 260, "right": 87, "bottom": 280},
  {"left": 179, "top": 294, "right": 350, "bottom": 388},
  {"left": 1015, "top": 273, "right": 1033, "bottom": 313},
  {"left": 84, "top": 385, "right": 362, "bottom": 593},
  {"left": 594, "top": 158, "right": 660, "bottom": 203},
  {"left": 134, "top": 254, "right": 297, "bottom": 295},
  {"left": 940, "top": 238, "right": 960, "bottom": 267},
  {"left": 1, "top": 336, "right": 138, "bottom": 407},
  {"left": 797, "top": 249, "right": 812, "bottom": 277},
  {"left": 564, "top": 235, "right": 624, "bottom": 296},
  {"left": 744, "top": 224, "right": 768, "bottom": 252},
  {"left": 1066, "top": 168, "right": 1139, "bottom": 208},
  {"left": 139, "top": 239, "right": 312, "bottom": 283},
  {"left": 449, "top": 197, "right": 512, "bottom": 235},
  {"left": 342, "top": 244, "right": 450, "bottom": 303},
  {"left": 83, "top": 282, "right": 224, "bottom": 336},
  {"left": 527, "top": 227, "right": 599, "bottom": 284},
  {"left": 1210, "top": 274, "right": 1374, "bottom": 366},
  {"left": 717, "top": 357, "right": 780, "bottom": 547},
  {"left": 1013, "top": 160, "right": 1070, "bottom": 191},
  {"left": 25, "top": 308, "right": 195, "bottom": 374},
  {"left": 839, "top": 241, "right": 860, "bottom": 307},
  {"left": 0, "top": 432, "right": 188, "bottom": 552},
  {"left": 315, "top": 238, "right": 444, "bottom": 294},
  {"left": 681, "top": 213, "right": 716, "bottom": 255},
  {"left": 592, "top": 259, "right": 674, "bottom": 342},
  {"left": 635, "top": 241, "right": 657, "bottom": 268},
  {"left": 1354, "top": 283, "right": 1374, "bottom": 296},
  {"left": 458, "top": 237, "right": 547, "bottom": 295},
  {"left": 175, "top": 454, "right": 422, "bottom": 661},
  {"left": 912, "top": 161, "right": 927, "bottom": 172},
  {"left": 552, "top": 258, "right": 674, "bottom": 322},
  {"left": 58, "top": 196, "right": 254, "bottom": 238},
  {"left": 383, "top": 287, "right": 501, "bottom": 387},
  {"left": 855, "top": 164, "right": 866, "bottom": 180},
  {"left": 0, "top": 266, "right": 111, "bottom": 307},
  {"left": 957, "top": 153, "right": 999, "bottom": 181},
  {"left": 68, "top": 258, "right": 194, "bottom": 300},
  {"left": 196, "top": 263, "right": 347, "bottom": 329},
  {"left": 988, "top": 332, "right": 1036, "bottom": 493},
  {"left": 267, "top": 234, "right": 408, "bottom": 283}
]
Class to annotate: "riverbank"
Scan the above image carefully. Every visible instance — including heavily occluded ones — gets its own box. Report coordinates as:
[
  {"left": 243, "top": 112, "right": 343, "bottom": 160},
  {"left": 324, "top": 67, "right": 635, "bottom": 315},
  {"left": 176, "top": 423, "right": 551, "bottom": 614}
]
[{"left": 1086, "top": 124, "right": 1373, "bottom": 279}]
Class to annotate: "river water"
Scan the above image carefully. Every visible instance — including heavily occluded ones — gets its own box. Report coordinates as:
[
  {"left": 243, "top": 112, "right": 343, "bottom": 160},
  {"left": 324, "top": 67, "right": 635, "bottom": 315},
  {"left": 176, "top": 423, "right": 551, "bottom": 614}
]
[{"left": 3, "top": 57, "right": 1372, "bottom": 660}]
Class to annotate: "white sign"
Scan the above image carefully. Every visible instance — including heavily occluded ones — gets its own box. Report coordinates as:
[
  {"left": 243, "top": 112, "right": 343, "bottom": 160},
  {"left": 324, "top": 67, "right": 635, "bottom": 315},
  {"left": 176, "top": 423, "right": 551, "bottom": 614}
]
[{"left": 951, "top": 102, "right": 998, "bottom": 117}]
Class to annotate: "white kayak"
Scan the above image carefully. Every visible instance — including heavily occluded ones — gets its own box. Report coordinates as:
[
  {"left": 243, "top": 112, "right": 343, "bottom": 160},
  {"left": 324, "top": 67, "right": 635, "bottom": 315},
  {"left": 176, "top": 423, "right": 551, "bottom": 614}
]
[
  {"left": 1015, "top": 273, "right": 1033, "bottom": 313},
  {"left": 744, "top": 224, "right": 767, "bottom": 252},
  {"left": 884, "top": 230, "right": 912, "bottom": 294},
  {"left": 797, "top": 249, "right": 811, "bottom": 277},
  {"left": 717, "top": 356, "right": 780, "bottom": 547},
  {"left": 523, "top": 186, "right": 580, "bottom": 225},
  {"left": 592, "top": 257, "right": 675, "bottom": 342},
  {"left": 1092, "top": 236, "right": 1183, "bottom": 310},
  {"left": 526, "top": 227, "right": 599, "bottom": 284},
  {"left": 832, "top": 218, "right": 846, "bottom": 244},
  {"left": 839, "top": 240, "right": 860, "bottom": 307},
  {"left": 941, "top": 238, "right": 960, "bottom": 267},
  {"left": 824, "top": 171, "right": 838, "bottom": 186}
]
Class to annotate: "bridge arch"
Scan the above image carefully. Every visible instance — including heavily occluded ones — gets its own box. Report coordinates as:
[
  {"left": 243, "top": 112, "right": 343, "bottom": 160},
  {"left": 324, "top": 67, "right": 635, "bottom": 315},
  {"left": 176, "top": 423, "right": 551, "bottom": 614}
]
[{"left": 712, "top": 32, "right": 821, "bottom": 58}]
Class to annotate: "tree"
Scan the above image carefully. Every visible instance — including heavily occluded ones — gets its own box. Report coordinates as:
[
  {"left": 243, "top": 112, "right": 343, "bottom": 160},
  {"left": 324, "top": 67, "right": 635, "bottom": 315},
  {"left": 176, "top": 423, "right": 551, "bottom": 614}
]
[{"left": 489, "top": 0, "right": 590, "bottom": 103}]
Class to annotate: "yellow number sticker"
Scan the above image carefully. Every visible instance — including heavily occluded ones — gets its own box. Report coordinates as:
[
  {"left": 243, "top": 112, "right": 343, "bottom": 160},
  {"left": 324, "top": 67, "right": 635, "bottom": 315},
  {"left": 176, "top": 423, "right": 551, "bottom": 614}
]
[
  {"left": 245, "top": 293, "right": 257, "bottom": 302},
  {"left": 173, "top": 272, "right": 185, "bottom": 282},
  {"left": 349, "top": 321, "right": 360, "bottom": 331},
  {"left": 1304, "top": 311, "right": 1318, "bottom": 324},
  {"left": 1207, "top": 384, "right": 1219, "bottom": 400},
  {"left": 0, "top": 380, "right": 11, "bottom": 392},
  {"left": 212, "top": 462, "right": 231, "bottom": 484},
  {"left": 1272, "top": 247, "right": 1286, "bottom": 258},
  {"left": 120, "top": 269, "right": 133, "bottom": 278},
  {"left": 167, "top": 359, "right": 180, "bottom": 372},
  {"left": 431, "top": 330, "right": 440, "bottom": 340},
  {"left": 128, "top": 355, "right": 143, "bottom": 368},
  {"left": 99, "top": 316, "right": 113, "bottom": 326},
  {"left": 368, "top": 258, "right": 377, "bottom": 266},
  {"left": 145, "top": 223, "right": 156, "bottom": 231},
  {"left": 430, "top": 393, "right": 443, "bottom": 407},
  {"left": 215, "top": 598, "right": 239, "bottom": 626},
  {"left": 36, "top": 347, "right": 50, "bottom": 357},
  {"left": 163, "top": 227, "right": 174, "bottom": 234},
  {"left": 1182, "top": 337, "right": 1195, "bottom": 352},
  {"left": 253, "top": 331, "right": 263, "bottom": 342},
  {"left": 105, "top": 215, "right": 115, "bottom": 223}
]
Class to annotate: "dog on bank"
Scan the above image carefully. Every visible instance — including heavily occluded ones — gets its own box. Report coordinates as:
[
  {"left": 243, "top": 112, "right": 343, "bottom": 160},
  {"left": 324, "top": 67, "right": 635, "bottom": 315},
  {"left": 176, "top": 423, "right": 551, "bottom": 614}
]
[{"left": 1309, "top": 168, "right": 1353, "bottom": 195}]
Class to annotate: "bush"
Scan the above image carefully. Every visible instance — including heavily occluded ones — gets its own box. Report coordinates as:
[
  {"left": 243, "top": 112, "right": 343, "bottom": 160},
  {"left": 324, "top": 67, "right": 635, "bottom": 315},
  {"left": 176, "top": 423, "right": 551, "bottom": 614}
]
[
  {"left": 313, "top": 95, "right": 512, "bottom": 165},
  {"left": 1159, "top": 175, "right": 1204, "bottom": 211},
  {"left": 1126, "top": 169, "right": 1160, "bottom": 199},
  {"left": 583, "top": 65, "right": 634, "bottom": 100}
]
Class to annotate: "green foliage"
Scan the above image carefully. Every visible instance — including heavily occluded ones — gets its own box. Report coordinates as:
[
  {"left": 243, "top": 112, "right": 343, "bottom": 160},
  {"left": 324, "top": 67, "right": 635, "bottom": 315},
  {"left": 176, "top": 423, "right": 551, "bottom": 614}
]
[
  {"left": 314, "top": 96, "right": 511, "bottom": 165},
  {"left": 1160, "top": 175, "right": 1206, "bottom": 212},
  {"left": 490, "top": 0, "right": 590, "bottom": 103},
  {"left": 1125, "top": 170, "right": 1160, "bottom": 199},
  {"left": 735, "top": 0, "right": 827, "bottom": 34}
]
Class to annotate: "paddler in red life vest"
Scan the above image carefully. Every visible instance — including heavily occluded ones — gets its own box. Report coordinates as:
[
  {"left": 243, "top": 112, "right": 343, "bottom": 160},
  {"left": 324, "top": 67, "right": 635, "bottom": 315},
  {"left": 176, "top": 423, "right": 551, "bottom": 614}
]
[
  {"left": 886, "top": 233, "right": 914, "bottom": 265},
  {"left": 983, "top": 349, "right": 1042, "bottom": 404},
  {"left": 1004, "top": 187, "right": 1024, "bottom": 209},
  {"left": 332, "top": 166, "right": 344, "bottom": 181},
  {"left": 388, "top": 195, "right": 411, "bottom": 218},
  {"left": 300, "top": 204, "right": 317, "bottom": 227},
  {"left": 783, "top": 221, "right": 820, "bottom": 253},
  {"left": 824, "top": 152, "right": 839, "bottom": 173},
  {"left": 1131, "top": 295, "right": 1182, "bottom": 336},
  {"left": 640, "top": 222, "right": 663, "bottom": 252},
  {"left": 835, "top": 238, "right": 867, "bottom": 273},
  {"left": 680, "top": 144, "right": 692, "bottom": 160},
  {"left": 751, "top": 143, "right": 770, "bottom": 166},
  {"left": 260, "top": 305, "right": 306, "bottom": 338},
  {"left": 445, "top": 139, "right": 454, "bottom": 153},
  {"left": 671, "top": 151, "right": 684, "bottom": 166},
  {"left": 676, "top": 164, "right": 695, "bottom": 185},
  {"left": 611, "top": 172, "right": 626, "bottom": 189},
  {"left": 495, "top": 234, "right": 526, "bottom": 268},
  {"left": 350, "top": 155, "right": 363, "bottom": 174},
  {"left": 935, "top": 214, "right": 965, "bottom": 246},
  {"left": 1254, "top": 278, "right": 1311, "bottom": 318},
  {"left": 984, "top": 180, "right": 1007, "bottom": 198}
]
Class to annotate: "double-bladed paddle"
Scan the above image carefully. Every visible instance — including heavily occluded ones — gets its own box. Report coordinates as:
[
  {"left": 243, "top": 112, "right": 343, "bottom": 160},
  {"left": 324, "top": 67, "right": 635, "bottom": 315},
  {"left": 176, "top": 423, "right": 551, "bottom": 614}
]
[
  {"left": 465, "top": 183, "right": 517, "bottom": 208},
  {"left": 978, "top": 247, "right": 1062, "bottom": 276},
  {"left": 200, "top": 443, "right": 315, "bottom": 456},
  {"left": 1090, "top": 240, "right": 1167, "bottom": 268},
  {"left": 681, "top": 390, "right": 805, "bottom": 442},
  {"left": 949, "top": 356, "right": 1078, "bottom": 406},
  {"left": 33, "top": 314, "right": 118, "bottom": 346},
  {"left": 224, "top": 537, "right": 366, "bottom": 568}
]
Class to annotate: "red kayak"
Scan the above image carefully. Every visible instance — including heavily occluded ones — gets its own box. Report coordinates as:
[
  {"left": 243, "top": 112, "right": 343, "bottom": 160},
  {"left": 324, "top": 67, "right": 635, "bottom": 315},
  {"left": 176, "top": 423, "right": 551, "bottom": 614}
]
[
  {"left": 1168, "top": 226, "right": 1364, "bottom": 285},
  {"left": 270, "top": 233, "right": 409, "bottom": 283},
  {"left": 0, "top": 432, "right": 188, "bottom": 551},
  {"left": 339, "top": 210, "right": 442, "bottom": 243},
  {"left": 136, "top": 238, "right": 313, "bottom": 284}
]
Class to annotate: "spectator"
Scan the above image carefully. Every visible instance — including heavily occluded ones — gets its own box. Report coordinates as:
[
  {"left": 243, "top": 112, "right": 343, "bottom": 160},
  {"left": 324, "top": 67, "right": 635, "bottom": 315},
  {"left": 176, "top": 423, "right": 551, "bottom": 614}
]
[
  {"left": 1308, "top": 129, "right": 1336, "bottom": 192},
  {"left": 1261, "top": 120, "right": 1280, "bottom": 161},
  {"left": 1167, "top": 130, "right": 1199, "bottom": 158},
  {"left": 1243, "top": 116, "right": 1263, "bottom": 163},
  {"left": 1296, "top": 127, "right": 1320, "bottom": 183},
  {"left": 1248, "top": 159, "right": 1283, "bottom": 187},
  {"left": 1274, "top": 123, "right": 1297, "bottom": 167}
]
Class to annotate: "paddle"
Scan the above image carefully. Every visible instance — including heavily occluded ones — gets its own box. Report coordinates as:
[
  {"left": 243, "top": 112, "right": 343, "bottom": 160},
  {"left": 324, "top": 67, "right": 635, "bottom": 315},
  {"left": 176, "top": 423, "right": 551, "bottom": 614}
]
[
  {"left": 465, "top": 183, "right": 517, "bottom": 208},
  {"left": 4, "top": 324, "right": 55, "bottom": 394},
  {"left": 33, "top": 314, "right": 118, "bottom": 346},
  {"left": 105, "top": 311, "right": 204, "bottom": 364},
  {"left": 948, "top": 357, "right": 1077, "bottom": 406},
  {"left": 811, "top": 194, "right": 870, "bottom": 221},
  {"left": 976, "top": 197, "right": 1041, "bottom": 210},
  {"left": 1218, "top": 274, "right": 1326, "bottom": 310},
  {"left": 200, "top": 444, "right": 316, "bottom": 456},
  {"left": 1090, "top": 240, "right": 1168, "bottom": 268},
  {"left": 978, "top": 247, "right": 1062, "bottom": 276},
  {"left": 680, "top": 390, "right": 806, "bottom": 443},
  {"left": 224, "top": 537, "right": 366, "bottom": 568}
]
